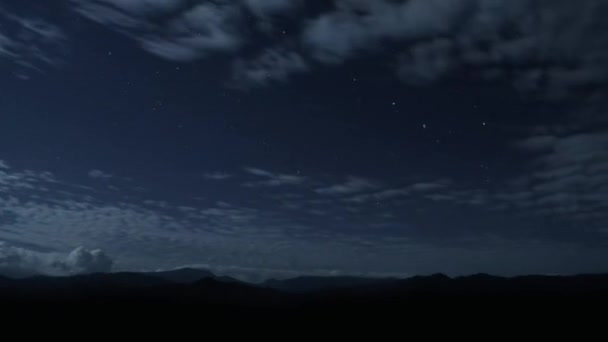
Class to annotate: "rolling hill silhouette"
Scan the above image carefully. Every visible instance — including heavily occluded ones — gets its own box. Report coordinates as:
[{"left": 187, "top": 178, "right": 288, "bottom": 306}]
[{"left": 2, "top": 270, "right": 608, "bottom": 324}]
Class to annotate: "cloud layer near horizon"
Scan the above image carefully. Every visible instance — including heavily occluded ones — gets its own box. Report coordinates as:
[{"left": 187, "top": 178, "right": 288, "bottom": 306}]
[{"left": 0, "top": 242, "right": 113, "bottom": 278}]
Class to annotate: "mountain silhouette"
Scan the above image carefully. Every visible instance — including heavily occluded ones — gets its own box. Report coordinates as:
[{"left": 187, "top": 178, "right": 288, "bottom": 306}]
[
  {"left": 145, "top": 267, "right": 217, "bottom": 284},
  {"left": 2, "top": 271, "right": 608, "bottom": 325}
]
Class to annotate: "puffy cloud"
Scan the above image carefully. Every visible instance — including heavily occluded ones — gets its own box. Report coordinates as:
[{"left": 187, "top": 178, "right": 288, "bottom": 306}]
[
  {"left": 65, "top": 246, "right": 114, "bottom": 274},
  {"left": 0, "top": 242, "right": 113, "bottom": 278}
]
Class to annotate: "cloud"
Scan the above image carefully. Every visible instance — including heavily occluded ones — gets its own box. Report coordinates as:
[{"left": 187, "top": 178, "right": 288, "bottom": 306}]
[
  {"left": 410, "top": 181, "right": 449, "bottom": 192},
  {"left": 342, "top": 179, "right": 449, "bottom": 203},
  {"left": 203, "top": 172, "right": 233, "bottom": 180},
  {"left": 0, "top": 160, "right": 9, "bottom": 169},
  {"left": 5, "top": 0, "right": 599, "bottom": 96},
  {"left": 88, "top": 169, "right": 113, "bottom": 180},
  {"left": 302, "top": 0, "right": 469, "bottom": 64},
  {"left": 316, "top": 176, "right": 380, "bottom": 196},
  {"left": 231, "top": 48, "right": 309, "bottom": 87},
  {"left": 412, "top": 128, "right": 608, "bottom": 228},
  {"left": 2, "top": 159, "right": 607, "bottom": 276},
  {"left": 243, "top": 0, "right": 302, "bottom": 18},
  {"left": 425, "top": 194, "right": 456, "bottom": 202},
  {"left": 302, "top": 0, "right": 608, "bottom": 99},
  {"left": 0, "top": 242, "right": 113, "bottom": 278},
  {"left": 504, "top": 130, "right": 608, "bottom": 222},
  {"left": 65, "top": 246, "right": 114, "bottom": 274},
  {"left": 0, "top": 7, "right": 67, "bottom": 76},
  {"left": 243, "top": 167, "right": 306, "bottom": 187},
  {"left": 72, "top": 0, "right": 243, "bottom": 61}
]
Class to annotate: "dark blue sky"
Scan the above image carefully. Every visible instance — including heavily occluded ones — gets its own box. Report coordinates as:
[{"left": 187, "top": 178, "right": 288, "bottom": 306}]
[{"left": 1, "top": 0, "right": 607, "bottom": 280}]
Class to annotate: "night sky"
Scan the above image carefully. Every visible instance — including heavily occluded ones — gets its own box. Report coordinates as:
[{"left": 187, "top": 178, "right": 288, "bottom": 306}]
[{"left": 1, "top": 0, "right": 608, "bottom": 280}]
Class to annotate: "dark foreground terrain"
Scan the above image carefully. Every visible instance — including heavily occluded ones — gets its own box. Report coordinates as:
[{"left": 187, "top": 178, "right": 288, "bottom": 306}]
[{"left": 2, "top": 271, "right": 608, "bottom": 327}]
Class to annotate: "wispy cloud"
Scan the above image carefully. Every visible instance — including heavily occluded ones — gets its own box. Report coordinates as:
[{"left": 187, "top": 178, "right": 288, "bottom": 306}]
[
  {"left": 501, "top": 129, "right": 608, "bottom": 222},
  {"left": 231, "top": 48, "right": 309, "bottom": 87},
  {"left": 0, "top": 7, "right": 67, "bottom": 77},
  {"left": 316, "top": 176, "right": 380, "bottom": 196},
  {"left": 72, "top": 0, "right": 243, "bottom": 61},
  {"left": 203, "top": 172, "right": 233, "bottom": 180},
  {"left": 88, "top": 169, "right": 113, "bottom": 180},
  {"left": 346, "top": 188, "right": 410, "bottom": 203},
  {"left": 343, "top": 179, "right": 449, "bottom": 203},
  {"left": 243, "top": 167, "right": 306, "bottom": 187}
]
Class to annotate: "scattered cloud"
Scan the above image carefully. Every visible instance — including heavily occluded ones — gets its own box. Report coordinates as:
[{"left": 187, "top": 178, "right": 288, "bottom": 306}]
[
  {"left": 0, "top": 160, "right": 9, "bottom": 169},
  {"left": 1, "top": 158, "right": 606, "bottom": 277},
  {"left": 88, "top": 169, "right": 113, "bottom": 180},
  {"left": 243, "top": 167, "right": 306, "bottom": 187},
  {"left": 301, "top": 0, "right": 608, "bottom": 99},
  {"left": 1, "top": 0, "right": 603, "bottom": 95},
  {"left": 316, "top": 176, "right": 380, "bottom": 196},
  {"left": 0, "top": 242, "right": 113, "bottom": 278},
  {"left": 203, "top": 172, "right": 233, "bottom": 180},
  {"left": 501, "top": 129, "right": 608, "bottom": 222}
]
